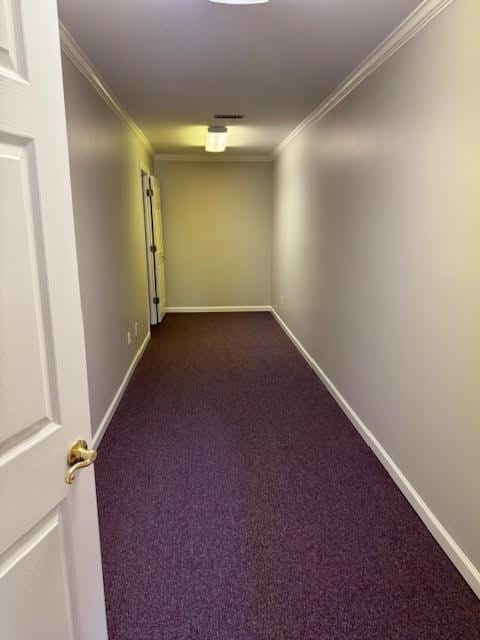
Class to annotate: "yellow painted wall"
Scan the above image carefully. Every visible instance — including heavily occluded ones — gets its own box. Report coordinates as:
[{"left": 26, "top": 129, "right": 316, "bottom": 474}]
[{"left": 156, "top": 160, "right": 272, "bottom": 308}]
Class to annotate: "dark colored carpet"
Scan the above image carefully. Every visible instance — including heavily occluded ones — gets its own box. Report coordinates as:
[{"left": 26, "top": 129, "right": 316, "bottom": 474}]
[{"left": 96, "top": 312, "right": 480, "bottom": 640}]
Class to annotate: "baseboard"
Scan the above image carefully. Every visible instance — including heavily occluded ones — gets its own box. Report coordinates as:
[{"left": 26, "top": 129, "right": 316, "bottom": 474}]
[
  {"left": 92, "top": 332, "right": 151, "bottom": 449},
  {"left": 166, "top": 306, "right": 271, "bottom": 313},
  {"left": 270, "top": 306, "right": 480, "bottom": 599}
]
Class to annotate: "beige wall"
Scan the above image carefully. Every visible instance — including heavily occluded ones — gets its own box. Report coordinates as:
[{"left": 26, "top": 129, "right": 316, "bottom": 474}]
[
  {"left": 155, "top": 160, "right": 272, "bottom": 308},
  {"left": 272, "top": 0, "right": 480, "bottom": 579},
  {"left": 62, "top": 53, "right": 153, "bottom": 437}
]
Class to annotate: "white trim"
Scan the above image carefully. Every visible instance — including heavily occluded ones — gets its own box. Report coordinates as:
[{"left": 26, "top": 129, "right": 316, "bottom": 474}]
[
  {"left": 166, "top": 306, "right": 271, "bottom": 313},
  {"left": 59, "top": 0, "right": 452, "bottom": 162},
  {"left": 92, "top": 332, "right": 151, "bottom": 449},
  {"left": 272, "top": 0, "right": 455, "bottom": 158},
  {"left": 155, "top": 154, "right": 272, "bottom": 163},
  {"left": 269, "top": 306, "right": 480, "bottom": 599},
  {"left": 59, "top": 23, "right": 153, "bottom": 154},
  {"left": 139, "top": 160, "right": 155, "bottom": 326}
]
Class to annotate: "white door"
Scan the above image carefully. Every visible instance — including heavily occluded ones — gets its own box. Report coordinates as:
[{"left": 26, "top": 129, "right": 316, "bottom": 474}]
[
  {"left": 150, "top": 175, "right": 167, "bottom": 321},
  {"left": 0, "top": 2, "right": 107, "bottom": 640},
  {"left": 142, "top": 173, "right": 167, "bottom": 324}
]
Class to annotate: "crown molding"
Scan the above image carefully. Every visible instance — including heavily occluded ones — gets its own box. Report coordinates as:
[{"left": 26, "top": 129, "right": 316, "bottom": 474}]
[
  {"left": 59, "top": 23, "right": 153, "bottom": 154},
  {"left": 60, "top": 0, "right": 452, "bottom": 162},
  {"left": 272, "top": 0, "right": 455, "bottom": 158},
  {"left": 155, "top": 153, "right": 272, "bottom": 163}
]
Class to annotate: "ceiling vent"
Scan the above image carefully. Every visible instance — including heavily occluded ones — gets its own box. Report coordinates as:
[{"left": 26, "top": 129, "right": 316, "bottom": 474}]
[{"left": 214, "top": 114, "right": 245, "bottom": 120}]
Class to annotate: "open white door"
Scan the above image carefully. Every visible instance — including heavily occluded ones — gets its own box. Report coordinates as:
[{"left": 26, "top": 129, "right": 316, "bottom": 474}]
[
  {"left": 149, "top": 175, "right": 167, "bottom": 321},
  {"left": 142, "top": 173, "right": 166, "bottom": 324},
  {"left": 0, "top": 2, "right": 107, "bottom": 639}
]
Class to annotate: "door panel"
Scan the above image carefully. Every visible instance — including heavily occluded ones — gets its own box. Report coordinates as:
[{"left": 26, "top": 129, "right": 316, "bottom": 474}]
[
  {"left": 0, "top": 1, "right": 107, "bottom": 638},
  {"left": 0, "top": 509, "right": 75, "bottom": 640},
  {"left": 0, "top": 425, "right": 65, "bottom": 554},
  {"left": 0, "top": 139, "right": 54, "bottom": 445},
  {"left": 0, "top": 0, "right": 26, "bottom": 77}
]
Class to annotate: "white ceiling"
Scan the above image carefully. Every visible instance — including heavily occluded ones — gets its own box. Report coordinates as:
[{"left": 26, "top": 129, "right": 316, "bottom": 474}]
[{"left": 58, "top": 0, "right": 422, "bottom": 156}]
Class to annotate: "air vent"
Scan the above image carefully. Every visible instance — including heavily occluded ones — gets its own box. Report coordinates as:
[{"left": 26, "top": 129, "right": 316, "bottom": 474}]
[{"left": 214, "top": 114, "right": 245, "bottom": 120}]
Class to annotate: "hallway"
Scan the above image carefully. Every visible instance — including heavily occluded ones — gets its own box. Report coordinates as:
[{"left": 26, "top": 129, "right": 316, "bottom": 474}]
[{"left": 95, "top": 313, "right": 480, "bottom": 640}]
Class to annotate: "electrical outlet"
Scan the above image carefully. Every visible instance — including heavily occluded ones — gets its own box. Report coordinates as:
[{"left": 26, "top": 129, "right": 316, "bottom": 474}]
[
  {"left": 127, "top": 331, "right": 132, "bottom": 347},
  {"left": 280, "top": 296, "right": 285, "bottom": 305},
  {"left": 134, "top": 322, "right": 139, "bottom": 338}
]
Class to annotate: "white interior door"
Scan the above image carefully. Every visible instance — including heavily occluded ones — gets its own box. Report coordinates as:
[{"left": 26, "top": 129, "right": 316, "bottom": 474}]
[
  {"left": 0, "top": 2, "right": 107, "bottom": 639},
  {"left": 142, "top": 173, "right": 166, "bottom": 324},
  {"left": 150, "top": 175, "right": 167, "bottom": 321}
]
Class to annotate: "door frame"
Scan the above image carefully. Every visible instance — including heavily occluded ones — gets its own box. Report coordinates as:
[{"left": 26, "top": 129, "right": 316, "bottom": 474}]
[
  {"left": 148, "top": 174, "right": 167, "bottom": 322},
  {"left": 140, "top": 163, "right": 160, "bottom": 325}
]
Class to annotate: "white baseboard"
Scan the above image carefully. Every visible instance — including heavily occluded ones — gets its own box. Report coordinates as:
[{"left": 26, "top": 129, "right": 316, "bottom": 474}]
[
  {"left": 270, "top": 306, "right": 480, "bottom": 599},
  {"left": 92, "top": 331, "right": 151, "bottom": 449},
  {"left": 166, "top": 306, "right": 271, "bottom": 313}
]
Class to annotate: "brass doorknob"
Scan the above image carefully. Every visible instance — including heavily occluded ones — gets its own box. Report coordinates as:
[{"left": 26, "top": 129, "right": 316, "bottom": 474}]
[{"left": 65, "top": 439, "right": 97, "bottom": 484}]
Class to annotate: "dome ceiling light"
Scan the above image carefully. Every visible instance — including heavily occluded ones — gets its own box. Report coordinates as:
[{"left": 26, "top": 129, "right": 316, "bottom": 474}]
[{"left": 205, "top": 126, "right": 228, "bottom": 152}]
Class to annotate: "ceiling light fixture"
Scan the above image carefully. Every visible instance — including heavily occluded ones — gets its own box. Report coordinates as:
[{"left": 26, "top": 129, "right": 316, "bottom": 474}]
[
  {"left": 205, "top": 126, "right": 228, "bottom": 153},
  {"left": 209, "top": 0, "right": 268, "bottom": 5}
]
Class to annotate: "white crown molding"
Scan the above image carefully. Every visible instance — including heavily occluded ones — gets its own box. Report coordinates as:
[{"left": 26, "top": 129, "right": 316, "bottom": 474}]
[
  {"left": 60, "top": 0, "right": 453, "bottom": 162},
  {"left": 272, "top": 0, "right": 455, "bottom": 158},
  {"left": 155, "top": 154, "right": 272, "bottom": 163},
  {"left": 59, "top": 23, "right": 153, "bottom": 154}
]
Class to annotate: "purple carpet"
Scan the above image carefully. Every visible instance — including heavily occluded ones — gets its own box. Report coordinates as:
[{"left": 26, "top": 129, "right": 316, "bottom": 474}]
[{"left": 95, "top": 312, "right": 480, "bottom": 640}]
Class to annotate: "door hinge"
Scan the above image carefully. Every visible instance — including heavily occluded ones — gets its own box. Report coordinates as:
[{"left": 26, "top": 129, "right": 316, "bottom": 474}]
[
  {"left": 146, "top": 188, "right": 153, "bottom": 197},
  {"left": 149, "top": 244, "right": 157, "bottom": 253},
  {"left": 153, "top": 297, "right": 160, "bottom": 304}
]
